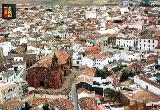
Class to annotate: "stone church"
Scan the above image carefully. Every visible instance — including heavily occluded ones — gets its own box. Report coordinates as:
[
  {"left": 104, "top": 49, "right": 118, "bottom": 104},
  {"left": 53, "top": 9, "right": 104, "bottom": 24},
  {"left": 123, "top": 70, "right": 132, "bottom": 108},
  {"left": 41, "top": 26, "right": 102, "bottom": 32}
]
[{"left": 27, "top": 51, "right": 71, "bottom": 89}]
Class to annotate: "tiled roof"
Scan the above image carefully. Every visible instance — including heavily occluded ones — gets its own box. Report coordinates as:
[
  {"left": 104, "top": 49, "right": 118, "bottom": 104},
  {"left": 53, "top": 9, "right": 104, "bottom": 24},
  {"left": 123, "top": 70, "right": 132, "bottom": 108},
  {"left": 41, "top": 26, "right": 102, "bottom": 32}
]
[
  {"left": 29, "top": 98, "right": 74, "bottom": 110},
  {"left": 81, "top": 66, "right": 96, "bottom": 77},
  {"left": 0, "top": 82, "right": 16, "bottom": 90},
  {"left": 77, "top": 88, "right": 94, "bottom": 94},
  {"left": 76, "top": 75, "right": 93, "bottom": 85},
  {"left": 78, "top": 97, "right": 97, "bottom": 110},
  {"left": 122, "top": 88, "right": 160, "bottom": 103},
  {"left": 3, "top": 99, "right": 23, "bottom": 110},
  {"left": 110, "top": 71, "right": 123, "bottom": 79},
  {"left": 55, "top": 51, "right": 70, "bottom": 64},
  {"left": 87, "top": 52, "right": 108, "bottom": 60},
  {"left": 29, "top": 51, "right": 70, "bottom": 68},
  {"left": 85, "top": 45, "right": 101, "bottom": 55}
]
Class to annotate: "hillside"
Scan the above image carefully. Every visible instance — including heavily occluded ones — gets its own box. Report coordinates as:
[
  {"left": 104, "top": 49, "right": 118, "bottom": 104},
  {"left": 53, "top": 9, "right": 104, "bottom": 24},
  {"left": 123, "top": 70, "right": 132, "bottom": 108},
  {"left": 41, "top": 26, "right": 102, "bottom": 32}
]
[{"left": 0, "top": 0, "right": 111, "bottom": 5}]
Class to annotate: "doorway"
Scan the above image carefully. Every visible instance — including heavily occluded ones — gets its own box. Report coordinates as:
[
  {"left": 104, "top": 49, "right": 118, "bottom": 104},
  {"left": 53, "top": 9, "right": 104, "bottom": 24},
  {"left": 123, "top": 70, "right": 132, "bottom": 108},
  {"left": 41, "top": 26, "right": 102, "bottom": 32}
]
[{"left": 40, "top": 81, "right": 45, "bottom": 87}]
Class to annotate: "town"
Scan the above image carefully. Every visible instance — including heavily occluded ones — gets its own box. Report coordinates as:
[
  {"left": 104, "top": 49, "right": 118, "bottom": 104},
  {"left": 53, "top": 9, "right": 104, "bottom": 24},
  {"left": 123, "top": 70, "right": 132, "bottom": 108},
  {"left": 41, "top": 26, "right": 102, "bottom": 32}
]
[{"left": 0, "top": 0, "right": 160, "bottom": 110}]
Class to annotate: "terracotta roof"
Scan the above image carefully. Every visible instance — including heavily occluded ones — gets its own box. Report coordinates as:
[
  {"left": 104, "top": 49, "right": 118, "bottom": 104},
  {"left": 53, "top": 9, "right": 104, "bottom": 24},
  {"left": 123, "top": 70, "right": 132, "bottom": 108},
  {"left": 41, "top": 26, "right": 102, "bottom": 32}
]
[
  {"left": 3, "top": 99, "right": 23, "bottom": 110},
  {"left": 86, "top": 35, "right": 97, "bottom": 40},
  {"left": 81, "top": 66, "right": 96, "bottom": 77},
  {"left": 97, "top": 105, "right": 107, "bottom": 110},
  {"left": 110, "top": 71, "right": 123, "bottom": 79},
  {"left": 0, "top": 82, "right": 16, "bottom": 90},
  {"left": 55, "top": 51, "right": 70, "bottom": 64},
  {"left": 122, "top": 88, "right": 160, "bottom": 103},
  {"left": 85, "top": 45, "right": 101, "bottom": 55},
  {"left": 29, "top": 98, "right": 74, "bottom": 110},
  {"left": 76, "top": 75, "right": 93, "bottom": 85},
  {"left": 77, "top": 88, "right": 94, "bottom": 94},
  {"left": 29, "top": 51, "right": 70, "bottom": 68},
  {"left": 87, "top": 52, "right": 108, "bottom": 60},
  {"left": 78, "top": 97, "right": 97, "bottom": 110},
  {"left": 112, "top": 82, "right": 121, "bottom": 87}
]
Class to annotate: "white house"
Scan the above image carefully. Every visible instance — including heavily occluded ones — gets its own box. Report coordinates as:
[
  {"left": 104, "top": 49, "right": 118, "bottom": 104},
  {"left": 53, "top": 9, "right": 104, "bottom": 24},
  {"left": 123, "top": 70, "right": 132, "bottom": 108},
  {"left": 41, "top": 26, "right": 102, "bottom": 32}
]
[
  {"left": 72, "top": 44, "right": 85, "bottom": 52},
  {"left": 0, "top": 71, "right": 17, "bottom": 82},
  {"left": 137, "top": 38, "right": 159, "bottom": 51},
  {"left": 134, "top": 75, "right": 160, "bottom": 95},
  {"left": 120, "top": 7, "right": 129, "bottom": 14},
  {"left": 112, "top": 50, "right": 142, "bottom": 62},
  {"left": 13, "top": 56, "right": 23, "bottom": 62},
  {"left": 82, "top": 53, "right": 110, "bottom": 69},
  {"left": 116, "top": 38, "right": 135, "bottom": 49},
  {"left": 93, "top": 77, "right": 106, "bottom": 84},
  {"left": 19, "top": 37, "right": 28, "bottom": 45},
  {"left": 0, "top": 42, "right": 12, "bottom": 56},
  {"left": 72, "top": 52, "right": 84, "bottom": 67},
  {"left": 128, "top": 23, "right": 143, "bottom": 30},
  {"left": 85, "top": 11, "right": 96, "bottom": 19},
  {"left": 82, "top": 57, "right": 94, "bottom": 68},
  {"left": 120, "top": 51, "right": 142, "bottom": 62}
]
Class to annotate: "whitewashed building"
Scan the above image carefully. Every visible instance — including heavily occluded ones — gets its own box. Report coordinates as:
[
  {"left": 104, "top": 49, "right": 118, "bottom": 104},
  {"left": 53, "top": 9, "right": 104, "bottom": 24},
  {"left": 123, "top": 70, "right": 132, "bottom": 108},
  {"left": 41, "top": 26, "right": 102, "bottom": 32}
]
[
  {"left": 137, "top": 38, "right": 159, "bottom": 51},
  {"left": 82, "top": 53, "right": 110, "bottom": 69},
  {"left": 0, "top": 42, "right": 12, "bottom": 56},
  {"left": 134, "top": 75, "right": 160, "bottom": 95},
  {"left": 116, "top": 38, "right": 135, "bottom": 49},
  {"left": 13, "top": 56, "right": 23, "bottom": 62},
  {"left": 72, "top": 52, "right": 84, "bottom": 67}
]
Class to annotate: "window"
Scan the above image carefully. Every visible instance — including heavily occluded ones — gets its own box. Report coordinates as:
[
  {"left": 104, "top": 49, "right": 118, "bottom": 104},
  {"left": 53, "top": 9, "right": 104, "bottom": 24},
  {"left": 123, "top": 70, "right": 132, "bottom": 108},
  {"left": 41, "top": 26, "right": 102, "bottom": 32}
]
[
  {"left": 144, "top": 44, "right": 145, "bottom": 47},
  {"left": 77, "top": 61, "right": 79, "bottom": 64},
  {"left": 153, "top": 45, "right": 154, "bottom": 47},
  {"left": 153, "top": 40, "right": 154, "bottom": 43},
  {"left": 148, "top": 45, "right": 150, "bottom": 47},
  {"left": 148, "top": 40, "right": 150, "bottom": 43},
  {"left": 146, "top": 85, "right": 148, "bottom": 90}
]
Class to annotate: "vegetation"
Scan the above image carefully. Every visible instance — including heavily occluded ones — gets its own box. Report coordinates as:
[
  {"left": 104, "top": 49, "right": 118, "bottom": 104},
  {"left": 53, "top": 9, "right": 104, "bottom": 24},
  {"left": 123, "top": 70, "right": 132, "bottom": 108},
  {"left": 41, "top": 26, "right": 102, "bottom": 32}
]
[
  {"left": 154, "top": 73, "right": 160, "bottom": 77},
  {"left": 155, "top": 65, "right": 160, "bottom": 70},
  {"left": 104, "top": 88, "right": 120, "bottom": 100},
  {"left": 154, "top": 73, "right": 160, "bottom": 84},
  {"left": 122, "top": 87, "right": 133, "bottom": 91},
  {"left": 43, "top": 104, "right": 50, "bottom": 110},
  {"left": 93, "top": 81, "right": 100, "bottom": 86},
  {"left": 21, "top": 102, "right": 32, "bottom": 110},
  {"left": 120, "top": 69, "right": 141, "bottom": 82},
  {"left": 95, "top": 68, "right": 112, "bottom": 79},
  {"left": 129, "top": 46, "right": 132, "bottom": 51},
  {"left": 112, "top": 64, "right": 125, "bottom": 72},
  {"left": 140, "top": 0, "right": 151, "bottom": 7}
]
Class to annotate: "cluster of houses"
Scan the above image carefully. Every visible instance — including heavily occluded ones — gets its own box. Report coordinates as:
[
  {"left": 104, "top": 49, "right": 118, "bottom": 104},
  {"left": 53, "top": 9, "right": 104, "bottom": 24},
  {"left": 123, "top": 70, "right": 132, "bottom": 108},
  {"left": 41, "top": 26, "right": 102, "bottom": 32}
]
[{"left": 0, "top": 0, "right": 160, "bottom": 110}]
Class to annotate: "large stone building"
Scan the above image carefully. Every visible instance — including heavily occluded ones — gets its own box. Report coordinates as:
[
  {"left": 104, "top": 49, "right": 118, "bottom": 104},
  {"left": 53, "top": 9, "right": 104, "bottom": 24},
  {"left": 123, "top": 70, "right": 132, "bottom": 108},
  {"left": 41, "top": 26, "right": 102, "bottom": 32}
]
[{"left": 27, "top": 51, "right": 71, "bottom": 89}]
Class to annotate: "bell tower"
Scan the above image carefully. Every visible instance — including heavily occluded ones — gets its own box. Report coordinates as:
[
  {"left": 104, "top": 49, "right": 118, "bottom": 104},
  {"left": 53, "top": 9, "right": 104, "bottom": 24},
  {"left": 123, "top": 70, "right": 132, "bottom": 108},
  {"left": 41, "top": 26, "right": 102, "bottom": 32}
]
[{"left": 51, "top": 53, "right": 58, "bottom": 67}]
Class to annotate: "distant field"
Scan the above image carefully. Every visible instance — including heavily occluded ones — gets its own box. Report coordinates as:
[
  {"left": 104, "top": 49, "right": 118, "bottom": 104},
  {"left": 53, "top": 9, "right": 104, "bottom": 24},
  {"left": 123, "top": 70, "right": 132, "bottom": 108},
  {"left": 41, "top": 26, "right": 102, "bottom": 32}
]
[{"left": 0, "top": 0, "right": 160, "bottom": 6}]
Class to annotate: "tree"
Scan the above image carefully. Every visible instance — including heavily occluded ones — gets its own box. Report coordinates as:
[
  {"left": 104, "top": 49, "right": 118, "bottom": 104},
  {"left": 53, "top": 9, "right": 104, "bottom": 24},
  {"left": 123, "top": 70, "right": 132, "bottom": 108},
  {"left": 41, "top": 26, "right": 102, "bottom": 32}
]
[
  {"left": 120, "top": 70, "right": 129, "bottom": 82},
  {"left": 93, "top": 81, "right": 100, "bottom": 86},
  {"left": 129, "top": 46, "right": 132, "bottom": 51},
  {"left": 21, "top": 102, "right": 32, "bottom": 110},
  {"left": 43, "top": 104, "right": 50, "bottom": 110},
  {"left": 104, "top": 88, "right": 120, "bottom": 100},
  {"left": 95, "top": 69, "right": 112, "bottom": 79},
  {"left": 112, "top": 64, "right": 124, "bottom": 72}
]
